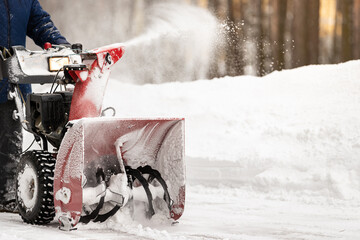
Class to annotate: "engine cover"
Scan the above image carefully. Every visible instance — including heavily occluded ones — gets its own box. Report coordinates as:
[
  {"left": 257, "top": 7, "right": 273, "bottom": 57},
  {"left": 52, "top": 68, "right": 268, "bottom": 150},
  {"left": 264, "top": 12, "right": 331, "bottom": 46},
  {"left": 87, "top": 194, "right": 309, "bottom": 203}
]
[{"left": 26, "top": 92, "right": 72, "bottom": 134}]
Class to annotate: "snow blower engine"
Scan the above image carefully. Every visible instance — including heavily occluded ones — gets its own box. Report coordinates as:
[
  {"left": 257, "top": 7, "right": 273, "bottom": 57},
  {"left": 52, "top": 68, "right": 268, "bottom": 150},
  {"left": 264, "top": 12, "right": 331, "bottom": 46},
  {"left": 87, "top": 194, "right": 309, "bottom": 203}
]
[{"left": 0, "top": 43, "right": 185, "bottom": 230}]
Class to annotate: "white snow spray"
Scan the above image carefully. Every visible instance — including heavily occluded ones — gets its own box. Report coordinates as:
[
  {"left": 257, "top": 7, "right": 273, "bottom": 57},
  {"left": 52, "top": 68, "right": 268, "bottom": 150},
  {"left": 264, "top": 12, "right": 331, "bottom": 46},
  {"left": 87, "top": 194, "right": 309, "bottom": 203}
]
[{"left": 111, "top": 3, "right": 221, "bottom": 84}]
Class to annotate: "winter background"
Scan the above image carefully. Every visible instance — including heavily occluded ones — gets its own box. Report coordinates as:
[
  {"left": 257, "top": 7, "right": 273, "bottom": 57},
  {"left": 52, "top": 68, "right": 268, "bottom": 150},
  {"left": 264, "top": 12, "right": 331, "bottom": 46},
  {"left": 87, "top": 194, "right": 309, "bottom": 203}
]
[{"left": 1, "top": 1, "right": 360, "bottom": 239}]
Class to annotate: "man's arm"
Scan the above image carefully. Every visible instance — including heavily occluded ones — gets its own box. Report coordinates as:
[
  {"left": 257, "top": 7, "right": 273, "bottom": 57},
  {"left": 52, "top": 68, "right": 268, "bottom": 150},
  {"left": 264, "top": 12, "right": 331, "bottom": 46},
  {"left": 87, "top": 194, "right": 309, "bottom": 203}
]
[{"left": 27, "top": 0, "right": 69, "bottom": 48}]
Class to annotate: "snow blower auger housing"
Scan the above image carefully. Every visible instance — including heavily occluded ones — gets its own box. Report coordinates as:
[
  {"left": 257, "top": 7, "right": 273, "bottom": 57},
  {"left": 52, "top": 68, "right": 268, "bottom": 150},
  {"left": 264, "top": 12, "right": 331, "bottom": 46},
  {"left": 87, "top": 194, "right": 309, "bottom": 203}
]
[{"left": 0, "top": 43, "right": 185, "bottom": 230}]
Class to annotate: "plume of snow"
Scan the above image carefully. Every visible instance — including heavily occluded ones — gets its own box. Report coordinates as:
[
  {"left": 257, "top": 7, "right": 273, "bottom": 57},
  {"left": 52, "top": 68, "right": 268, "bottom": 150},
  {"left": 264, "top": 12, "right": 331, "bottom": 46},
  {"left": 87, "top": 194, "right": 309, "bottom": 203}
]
[{"left": 112, "top": 2, "right": 220, "bottom": 84}]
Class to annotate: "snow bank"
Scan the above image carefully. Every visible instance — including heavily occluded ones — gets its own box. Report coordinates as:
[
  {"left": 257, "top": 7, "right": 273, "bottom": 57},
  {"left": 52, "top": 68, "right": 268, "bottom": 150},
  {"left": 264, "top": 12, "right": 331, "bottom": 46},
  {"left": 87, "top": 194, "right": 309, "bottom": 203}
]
[{"left": 104, "top": 60, "right": 360, "bottom": 203}]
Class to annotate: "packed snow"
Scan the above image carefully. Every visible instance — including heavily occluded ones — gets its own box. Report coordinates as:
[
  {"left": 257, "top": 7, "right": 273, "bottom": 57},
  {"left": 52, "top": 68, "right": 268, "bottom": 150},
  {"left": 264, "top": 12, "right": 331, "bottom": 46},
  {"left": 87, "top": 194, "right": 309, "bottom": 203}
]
[{"left": 2, "top": 60, "right": 360, "bottom": 240}]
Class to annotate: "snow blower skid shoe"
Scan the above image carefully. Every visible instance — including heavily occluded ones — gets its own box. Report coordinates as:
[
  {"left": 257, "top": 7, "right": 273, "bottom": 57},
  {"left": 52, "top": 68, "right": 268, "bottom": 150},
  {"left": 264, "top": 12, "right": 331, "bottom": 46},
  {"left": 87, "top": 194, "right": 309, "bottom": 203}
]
[{"left": 54, "top": 118, "right": 185, "bottom": 230}]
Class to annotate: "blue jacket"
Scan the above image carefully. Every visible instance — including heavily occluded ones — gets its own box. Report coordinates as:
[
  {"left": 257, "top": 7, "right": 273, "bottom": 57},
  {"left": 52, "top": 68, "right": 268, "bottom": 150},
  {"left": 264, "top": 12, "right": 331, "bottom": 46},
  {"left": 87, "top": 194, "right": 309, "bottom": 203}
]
[{"left": 0, "top": 0, "right": 69, "bottom": 103}]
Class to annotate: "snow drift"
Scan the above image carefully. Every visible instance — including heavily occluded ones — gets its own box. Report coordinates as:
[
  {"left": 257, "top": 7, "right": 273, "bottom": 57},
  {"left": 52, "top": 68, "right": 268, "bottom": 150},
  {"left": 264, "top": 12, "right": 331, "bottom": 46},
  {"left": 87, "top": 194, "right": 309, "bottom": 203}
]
[{"left": 103, "top": 60, "right": 360, "bottom": 204}]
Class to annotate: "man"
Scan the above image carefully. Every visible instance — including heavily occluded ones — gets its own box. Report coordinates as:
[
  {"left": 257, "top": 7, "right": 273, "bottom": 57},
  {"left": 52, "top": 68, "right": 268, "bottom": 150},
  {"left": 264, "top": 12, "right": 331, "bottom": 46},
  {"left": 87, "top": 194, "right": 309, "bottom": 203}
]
[{"left": 0, "top": 0, "right": 69, "bottom": 212}]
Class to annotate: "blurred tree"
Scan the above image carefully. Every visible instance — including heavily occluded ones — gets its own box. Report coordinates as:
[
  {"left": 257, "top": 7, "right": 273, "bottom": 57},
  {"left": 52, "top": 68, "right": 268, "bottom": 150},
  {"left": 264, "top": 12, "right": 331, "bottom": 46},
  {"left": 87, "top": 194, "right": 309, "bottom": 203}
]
[
  {"left": 354, "top": 0, "right": 360, "bottom": 59},
  {"left": 308, "top": 0, "right": 320, "bottom": 64},
  {"left": 255, "top": 0, "right": 266, "bottom": 76},
  {"left": 291, "top": 0, "right": 320, "bottom": 67},
  {"left": 270, "top": 0, "right": 287, "bottom": 71},
  {"left": 257, "top": 0, "right": 266, "bottom": 76},
  {"left": 341, "top": 0, "right": 354, "bottom": 61},
  {"left": 333, "top": 0, "right": 342, "bottom": 63},
  {"left": 291, "top": 0, "right": 307, "bottom": 67},
  {"left": 226, "top": 0, "right": 244, "bottom": 76},
  {"left": 319, "top": 0, "right": 336, "bottom": 64},
  {"left": 259, "top": 0, "right": 272, "bottom": 74},
  {"left": 208, "top": 0, "right": 219, "bottom": 12}
]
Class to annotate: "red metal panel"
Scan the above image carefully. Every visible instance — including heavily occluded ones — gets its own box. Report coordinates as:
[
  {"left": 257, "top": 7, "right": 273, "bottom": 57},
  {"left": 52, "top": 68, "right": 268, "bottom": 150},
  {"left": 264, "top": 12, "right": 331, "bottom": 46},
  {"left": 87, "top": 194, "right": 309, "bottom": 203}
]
[{"left": 68, "top": 45, "right": 124, "bottom": 121}]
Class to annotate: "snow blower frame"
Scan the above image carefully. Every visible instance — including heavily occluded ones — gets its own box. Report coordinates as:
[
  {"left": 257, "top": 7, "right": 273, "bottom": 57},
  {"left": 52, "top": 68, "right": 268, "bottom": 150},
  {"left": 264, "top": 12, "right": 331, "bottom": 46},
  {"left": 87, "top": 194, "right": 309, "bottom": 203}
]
[{"left": 0, "top": 43, "right": 185, "bottom": 230}]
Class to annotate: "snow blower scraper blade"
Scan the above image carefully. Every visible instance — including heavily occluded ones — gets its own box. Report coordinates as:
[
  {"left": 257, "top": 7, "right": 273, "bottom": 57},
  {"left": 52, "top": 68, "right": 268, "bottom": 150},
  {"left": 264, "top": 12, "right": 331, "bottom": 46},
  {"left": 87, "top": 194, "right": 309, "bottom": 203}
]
[{"left": 54, "top": 118, "right": 185, "bottom": 230}]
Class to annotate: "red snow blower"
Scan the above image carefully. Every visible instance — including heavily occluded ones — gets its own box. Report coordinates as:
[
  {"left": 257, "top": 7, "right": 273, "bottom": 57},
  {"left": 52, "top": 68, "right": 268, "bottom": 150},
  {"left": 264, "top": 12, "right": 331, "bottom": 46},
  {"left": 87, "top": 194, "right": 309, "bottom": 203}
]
[{"left": 0, "top": 43, "right": 185, "bottom": 230}]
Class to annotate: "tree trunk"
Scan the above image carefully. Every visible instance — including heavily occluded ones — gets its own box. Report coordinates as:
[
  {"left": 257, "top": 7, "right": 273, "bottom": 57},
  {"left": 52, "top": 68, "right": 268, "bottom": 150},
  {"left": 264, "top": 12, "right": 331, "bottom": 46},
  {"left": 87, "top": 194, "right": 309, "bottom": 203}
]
[
  {"left": 307, "top": 0, "right": 320, "bottom": 64},
  {"left": 291, "top": 0, "right": 319, "bottom": 67},
  {"left": 259, "top": 0, "right": 272, "bottom": 74},
  {"left": 332, "top": 0, "right": 342, "bottom": 63},
  {"left": 354, "top": 0, "right": 360, "bottom": 59},
  {"left": 226, "top": 0, "right": 244, "bottom": 76},
  {"left": 341, "top": 0, "right": 354, "bottom": 61},
  {"left": 271, "top": 0, "right": 287, "bottom": 70},
  {"left": 257, "top": 0, "right": 266, "bottom": 76},
  {"left": 291, "top": 0, "right": 307, "bottom": 67}
]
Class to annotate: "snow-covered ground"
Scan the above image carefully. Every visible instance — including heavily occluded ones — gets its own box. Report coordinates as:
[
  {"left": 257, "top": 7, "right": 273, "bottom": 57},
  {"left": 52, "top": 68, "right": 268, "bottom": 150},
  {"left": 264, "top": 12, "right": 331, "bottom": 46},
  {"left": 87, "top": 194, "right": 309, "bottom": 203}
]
[{"left": 2, "top": 60, "right": 360, "bottom": 239}]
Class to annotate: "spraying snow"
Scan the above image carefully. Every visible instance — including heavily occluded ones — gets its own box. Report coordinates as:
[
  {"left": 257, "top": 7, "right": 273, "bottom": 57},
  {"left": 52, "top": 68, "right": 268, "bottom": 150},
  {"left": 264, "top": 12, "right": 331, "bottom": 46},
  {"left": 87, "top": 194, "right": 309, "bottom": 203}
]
[{"left": 112, "top": 2, "right": 220, "bottom": 84}]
